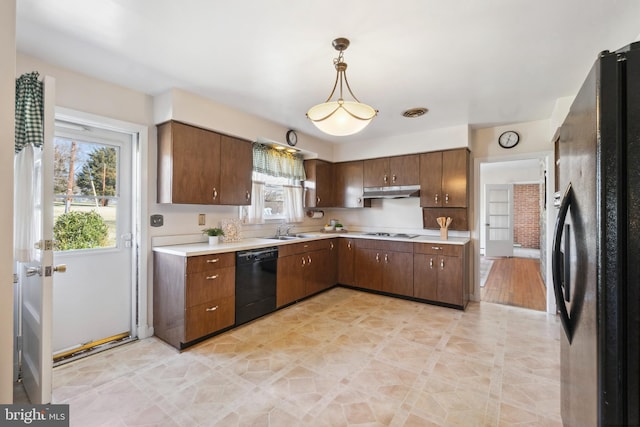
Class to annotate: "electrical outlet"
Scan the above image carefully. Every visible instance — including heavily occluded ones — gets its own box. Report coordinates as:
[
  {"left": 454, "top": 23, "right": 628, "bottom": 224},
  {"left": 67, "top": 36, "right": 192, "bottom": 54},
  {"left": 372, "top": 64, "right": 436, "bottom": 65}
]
[
  {"left": 150, "top": 214, "right": 163, "bottom": 227},
  {"left": 198, "top": 213, "right": 206, "bottom": 226}
]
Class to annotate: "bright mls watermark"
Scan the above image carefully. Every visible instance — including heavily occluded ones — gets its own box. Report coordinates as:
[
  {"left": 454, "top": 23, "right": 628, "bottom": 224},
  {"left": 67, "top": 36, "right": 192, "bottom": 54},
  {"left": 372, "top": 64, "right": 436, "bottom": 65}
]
[{"left": 0, "top": 405, "right": 69, "bottom": 426}]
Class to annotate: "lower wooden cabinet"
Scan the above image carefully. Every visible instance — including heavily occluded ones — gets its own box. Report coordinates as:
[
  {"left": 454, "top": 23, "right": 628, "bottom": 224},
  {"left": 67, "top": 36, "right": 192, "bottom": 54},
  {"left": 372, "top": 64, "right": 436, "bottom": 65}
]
[
  {"left": 276, "top": 239, "right": 337, "bottom": 307},
  {"left": 337, "top": 238, "right": 356, "bottom": 285},
  {"left": 153, "top": 251, "right": 235, "bottom": 349},
  {"left": 354, "top": 239, "right": 414, "bottom": 297},
  {"left": 413, "top": 242, "right": 469, "bottom": 307}
]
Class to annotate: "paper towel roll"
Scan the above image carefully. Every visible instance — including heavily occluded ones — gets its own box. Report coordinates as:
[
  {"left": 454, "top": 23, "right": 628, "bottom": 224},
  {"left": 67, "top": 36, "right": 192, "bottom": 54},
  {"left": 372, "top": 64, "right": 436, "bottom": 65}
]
[{"left": 307, "top": 210, "right": 324, "bottom": 219}]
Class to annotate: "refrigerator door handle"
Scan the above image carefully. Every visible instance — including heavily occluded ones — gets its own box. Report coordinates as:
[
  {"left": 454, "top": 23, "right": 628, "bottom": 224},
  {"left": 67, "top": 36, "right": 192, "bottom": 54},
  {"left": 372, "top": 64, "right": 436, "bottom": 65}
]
[{"left": 552, "top": 183, "right": 573, "bottom": 342}]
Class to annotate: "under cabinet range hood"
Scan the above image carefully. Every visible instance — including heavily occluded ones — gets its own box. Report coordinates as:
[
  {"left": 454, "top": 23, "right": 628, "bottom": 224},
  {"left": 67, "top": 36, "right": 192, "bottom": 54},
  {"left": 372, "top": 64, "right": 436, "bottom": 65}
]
[{"left": 362, "top": 185, "right": 420, "bottom": 199}]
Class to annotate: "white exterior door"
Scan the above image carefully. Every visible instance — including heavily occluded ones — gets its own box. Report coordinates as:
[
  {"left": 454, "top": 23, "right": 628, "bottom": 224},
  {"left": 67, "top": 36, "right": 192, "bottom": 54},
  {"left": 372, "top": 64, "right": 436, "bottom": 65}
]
[
  {"left": 18, "top": 76, "right": 56, "bottom": 404},
  {"left": 51, "top": 123, "right": 135, "bottom": 357},
  {"left": 485, "top": 184, "right": 514, "bottom": 257}
]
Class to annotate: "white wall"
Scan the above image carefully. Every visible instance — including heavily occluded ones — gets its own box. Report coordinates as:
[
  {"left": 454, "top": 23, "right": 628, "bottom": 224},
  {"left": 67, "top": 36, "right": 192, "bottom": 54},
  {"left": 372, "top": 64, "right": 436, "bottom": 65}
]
[
  {"left": 333, "top": 124, "right": 470, "bottom": 162},
  {"left": 0, "top": 0, "right": 16, "bottom": 404}
]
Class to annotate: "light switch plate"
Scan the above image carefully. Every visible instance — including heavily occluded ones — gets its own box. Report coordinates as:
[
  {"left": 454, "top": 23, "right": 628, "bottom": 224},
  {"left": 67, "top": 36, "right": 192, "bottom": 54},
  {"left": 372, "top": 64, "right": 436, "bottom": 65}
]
[{"left": 198, "top": 213, "right": 206, "bottom": 226}]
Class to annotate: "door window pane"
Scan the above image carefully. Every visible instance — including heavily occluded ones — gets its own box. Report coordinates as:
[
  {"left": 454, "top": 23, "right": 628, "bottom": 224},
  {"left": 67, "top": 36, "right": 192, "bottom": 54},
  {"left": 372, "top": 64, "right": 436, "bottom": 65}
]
[{"left": 53, "top": 137, "right": 119, "bottom": 250}]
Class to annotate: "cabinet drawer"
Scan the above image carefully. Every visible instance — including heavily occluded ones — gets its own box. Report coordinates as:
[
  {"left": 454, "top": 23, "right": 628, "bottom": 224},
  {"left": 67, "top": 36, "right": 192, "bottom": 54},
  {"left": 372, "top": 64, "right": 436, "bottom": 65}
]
[
  {"left": 414, "top": 243, "right": 462, "bottom": 257},
  {"left": 184, "top": 295, "right": 235, "bottom": 342},
  {"left": 186, "top": 266, "right": 235, "bottom": 308},
  {"left": 356, "top": 238, "right": 413, "bottom": 253},
  {"left": 278, "top": 239, "right": 332, "bottom": 257},
  {"left": 187, "top": 252, "right": 235, "bottom": 273}
]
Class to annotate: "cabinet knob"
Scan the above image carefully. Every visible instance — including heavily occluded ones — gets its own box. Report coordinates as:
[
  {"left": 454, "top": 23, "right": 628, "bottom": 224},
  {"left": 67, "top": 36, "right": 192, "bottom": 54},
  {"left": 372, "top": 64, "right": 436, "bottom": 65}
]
[
  {"left": 445, "top": 193, "right": 449, "bottom": 203},
  {"left": 205, "top": 306, "right": 218, "bottom": 312},
  {"left": 357, "top": 197, "right": 362, "bottom": 205},
  {"left": 212, "top": 188, "right": 218, "bottom": 200},
  {"left": 434, "top": 194, "right": 439, "bottom": 204},
  {"left": 205, "top": 274, "right": 219, "bottom": 280}
]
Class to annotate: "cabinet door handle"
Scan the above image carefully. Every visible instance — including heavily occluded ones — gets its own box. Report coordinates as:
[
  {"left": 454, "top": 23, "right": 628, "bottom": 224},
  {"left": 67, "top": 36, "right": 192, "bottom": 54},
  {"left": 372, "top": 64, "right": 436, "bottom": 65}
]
[
  {"left": 392, "top": 174, "right": 397, "bottom": 183},
  {"left": 301, "top": 257, "right": 306, "bottom": 266},
  {"left": 429, "top": 257, "right": 434, "bottom": 269},
  {"left": 206, "top": 258, "right": 220, "bottom": 263},
  {"left": 317, "top": 196, "right": 321, "bottom": 204},
  {"left": 205, "top": 274, "right": 219, "bottom": 280},
  {"left": 431, "top": 246, "right": 442, "bottom": 251},
  {"left": 383, "top": 174, "right": 388, "bottom": 183},
  {"left": 347, "top": 241, "right": 352, "bottom": 250},
  {"left": 445, "top": 193, "right": 449, "bottom": 204},
  {"left": 357, "top": 197, "right": 362, "bottom": 204},
  {"left": 330, "top": 242, "right": 334, "bottom": 250},
  {"left": 308, "top": 256, "right": 312, "bottom": 265},
  {"left": 246, "top": 191, "right": 251, "bottom": 201},
  {"left": 434, "top": 193, "right": 439, "bottom": 204},
  {"left": 212, "top": 188, "right": 218, "bottom": 200},
  {"left": 376, "top": 253, "right": 380, "bottom": 262},
  {"left": 440, "top": 259, "right": 445, "bottom": 270},
  {"left": 205, "top": 305, "right": 218, "bottom": 312}
]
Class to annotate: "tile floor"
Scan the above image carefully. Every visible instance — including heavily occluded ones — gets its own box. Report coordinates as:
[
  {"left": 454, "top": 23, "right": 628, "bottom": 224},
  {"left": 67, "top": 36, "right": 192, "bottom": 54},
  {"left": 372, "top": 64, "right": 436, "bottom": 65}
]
[{"left": 51, "top": 287, "right": 561, "bottom": 426}]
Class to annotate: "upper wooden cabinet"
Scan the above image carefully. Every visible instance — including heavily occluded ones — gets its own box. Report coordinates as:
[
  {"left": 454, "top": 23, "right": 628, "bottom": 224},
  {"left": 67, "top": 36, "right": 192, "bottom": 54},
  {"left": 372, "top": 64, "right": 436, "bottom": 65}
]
[
  {"left": 420, "top": 148, "right": 469, "bottom": 208},
  {"left": 219, "top": 135, "right": 252, "bottom": 205},
  {"left": 363, "top": 154, "right": 419, "bottom": 187},
  {"left": 304, "top": 159, "right": 334, "bottom": 208},
  {"left": 334, "top": 161, "right": 370, "bottom": 208},
  {"left": 157, "top": 121, "right": 252, "bottom": 205}
]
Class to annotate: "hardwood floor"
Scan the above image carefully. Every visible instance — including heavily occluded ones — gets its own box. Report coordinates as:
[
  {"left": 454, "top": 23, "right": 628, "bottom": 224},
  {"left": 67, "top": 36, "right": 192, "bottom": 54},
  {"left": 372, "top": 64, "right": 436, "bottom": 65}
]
[{"left": 481, "top": 257, "right": 546, "bottom": 311}]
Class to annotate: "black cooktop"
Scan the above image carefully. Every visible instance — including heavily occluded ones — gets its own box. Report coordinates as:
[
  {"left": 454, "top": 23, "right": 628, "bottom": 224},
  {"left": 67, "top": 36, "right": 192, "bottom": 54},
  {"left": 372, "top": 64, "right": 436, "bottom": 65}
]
[{"left": 363, "top": 232, "right": 418, "bottom": 239}]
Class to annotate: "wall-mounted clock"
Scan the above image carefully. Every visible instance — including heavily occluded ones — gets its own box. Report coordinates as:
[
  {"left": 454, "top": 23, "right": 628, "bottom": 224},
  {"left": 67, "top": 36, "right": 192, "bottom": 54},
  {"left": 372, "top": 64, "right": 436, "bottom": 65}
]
[
  {"left": 498, "top": 130, "right": 520, "bottom": 149},
  {"left": 286, "top": 130, "right": 298, "bottom": 146}
]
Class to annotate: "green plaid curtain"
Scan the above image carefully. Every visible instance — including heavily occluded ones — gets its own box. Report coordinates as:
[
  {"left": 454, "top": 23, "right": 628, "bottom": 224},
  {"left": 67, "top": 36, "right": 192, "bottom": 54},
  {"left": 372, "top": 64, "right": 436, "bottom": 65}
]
[
  {"left": 15, "top": 71, "right": 44, "bottom": 153},
  {"left": 252, "top": 143, "right": 306, "bottom": 181}
]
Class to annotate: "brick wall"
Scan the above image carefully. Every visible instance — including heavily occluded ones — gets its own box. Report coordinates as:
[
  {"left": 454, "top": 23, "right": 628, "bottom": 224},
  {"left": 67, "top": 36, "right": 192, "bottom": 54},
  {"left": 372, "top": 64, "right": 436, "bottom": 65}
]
[{"left": 513, "top": 184, "right": 540, "bottom": 249}]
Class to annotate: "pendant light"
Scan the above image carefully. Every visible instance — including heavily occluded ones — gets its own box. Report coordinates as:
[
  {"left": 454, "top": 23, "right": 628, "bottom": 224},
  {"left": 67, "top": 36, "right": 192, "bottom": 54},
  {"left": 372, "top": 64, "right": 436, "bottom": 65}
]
[{"left": 306, "top": 38, "right": 377, "bottom": 136}]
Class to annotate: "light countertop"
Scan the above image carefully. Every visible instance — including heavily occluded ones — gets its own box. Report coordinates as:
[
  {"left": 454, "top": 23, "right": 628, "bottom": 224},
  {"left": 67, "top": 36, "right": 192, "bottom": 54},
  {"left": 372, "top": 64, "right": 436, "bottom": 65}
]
[{"left": 152, "top": 232, "right": 470, "bottom": 257}]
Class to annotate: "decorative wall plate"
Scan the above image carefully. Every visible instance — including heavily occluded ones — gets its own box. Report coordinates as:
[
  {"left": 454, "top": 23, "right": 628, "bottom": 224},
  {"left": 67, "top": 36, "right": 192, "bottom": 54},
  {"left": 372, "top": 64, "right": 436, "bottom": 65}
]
[{"left": 220, "top": 218, "right": 242, "bottom": 242}]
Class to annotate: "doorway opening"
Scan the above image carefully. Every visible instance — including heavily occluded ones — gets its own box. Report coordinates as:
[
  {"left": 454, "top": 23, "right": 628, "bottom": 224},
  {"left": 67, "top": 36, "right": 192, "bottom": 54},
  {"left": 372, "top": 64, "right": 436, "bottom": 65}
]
[{"left": 478, "top": 159, "right": 549, "bottom": 312}]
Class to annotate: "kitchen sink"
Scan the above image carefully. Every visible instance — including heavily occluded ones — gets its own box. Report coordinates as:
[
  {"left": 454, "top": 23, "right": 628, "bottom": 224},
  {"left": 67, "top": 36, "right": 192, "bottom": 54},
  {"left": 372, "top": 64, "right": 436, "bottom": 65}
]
[{"left": 265, "top": 235, "right": 301, "bottom": 240}]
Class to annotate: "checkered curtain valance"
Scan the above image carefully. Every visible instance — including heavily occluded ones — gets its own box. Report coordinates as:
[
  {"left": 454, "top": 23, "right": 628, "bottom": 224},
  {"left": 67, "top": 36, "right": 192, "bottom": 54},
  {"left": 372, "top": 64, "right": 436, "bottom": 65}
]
[
  {"left": 252, "top": 143, "right": 306, "bottom": 181},
  {"left": 15, "top": 71, "right": 44, "bottom": 153}
]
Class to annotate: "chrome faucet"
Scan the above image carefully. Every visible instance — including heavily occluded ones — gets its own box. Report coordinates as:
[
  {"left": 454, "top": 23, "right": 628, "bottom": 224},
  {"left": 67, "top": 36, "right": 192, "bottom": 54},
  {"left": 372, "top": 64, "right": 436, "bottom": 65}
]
[{"left": 276, "top": 222, "right": 292, "bottom": 237}]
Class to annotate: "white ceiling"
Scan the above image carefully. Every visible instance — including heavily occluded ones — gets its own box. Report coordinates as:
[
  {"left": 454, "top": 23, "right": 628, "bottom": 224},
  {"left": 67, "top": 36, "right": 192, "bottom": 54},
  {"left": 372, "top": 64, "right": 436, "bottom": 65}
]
[{"left": 15, "top": 0, "right": 640, "bottom": 144}]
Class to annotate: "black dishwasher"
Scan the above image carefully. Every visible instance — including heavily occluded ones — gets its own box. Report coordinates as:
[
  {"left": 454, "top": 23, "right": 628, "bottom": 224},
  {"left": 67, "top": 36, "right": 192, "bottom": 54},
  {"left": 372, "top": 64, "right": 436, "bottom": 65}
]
[{"left": 235, "top": 247, "right": 278, "bottom": 326}]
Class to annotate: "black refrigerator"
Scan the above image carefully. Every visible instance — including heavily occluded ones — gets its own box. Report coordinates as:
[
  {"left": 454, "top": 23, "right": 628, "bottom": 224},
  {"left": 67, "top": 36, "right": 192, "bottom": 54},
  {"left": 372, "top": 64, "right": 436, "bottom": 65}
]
[{"left": 553, "top": 41, "right": 640, "bottom": 426}]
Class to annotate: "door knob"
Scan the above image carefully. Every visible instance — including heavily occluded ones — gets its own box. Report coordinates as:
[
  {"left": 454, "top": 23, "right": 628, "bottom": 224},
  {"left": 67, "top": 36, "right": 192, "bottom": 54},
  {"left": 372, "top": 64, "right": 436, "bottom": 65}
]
[{"left": 53, "top": 264, "right": 67, "bottom": 273}]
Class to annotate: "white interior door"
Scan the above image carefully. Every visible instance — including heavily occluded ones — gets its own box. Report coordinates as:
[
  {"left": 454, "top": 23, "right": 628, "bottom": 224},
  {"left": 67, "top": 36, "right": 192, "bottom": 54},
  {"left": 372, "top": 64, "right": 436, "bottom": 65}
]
[
  {"left": 18, "top": 76, "right": 56, "bottom": 404},
  {"left": 485, "top": 183, "right": 514, "bottom": 257},
  {"left": 51, "top": 123, "right": 134, "bottom": 357}
]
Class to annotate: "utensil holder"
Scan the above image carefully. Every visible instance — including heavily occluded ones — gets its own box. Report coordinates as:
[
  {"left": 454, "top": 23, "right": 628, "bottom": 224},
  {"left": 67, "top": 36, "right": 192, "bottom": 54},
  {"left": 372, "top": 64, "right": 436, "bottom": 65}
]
[{"left": 440, "top": 228, "right": 448, "bottom": 240}]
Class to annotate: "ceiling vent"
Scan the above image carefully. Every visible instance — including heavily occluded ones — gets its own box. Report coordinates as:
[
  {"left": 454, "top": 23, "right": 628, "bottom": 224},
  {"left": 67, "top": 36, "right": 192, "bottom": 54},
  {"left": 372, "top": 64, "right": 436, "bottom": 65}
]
[{"left": 402, "top": 107, "right": 428, "bottom": 118}]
